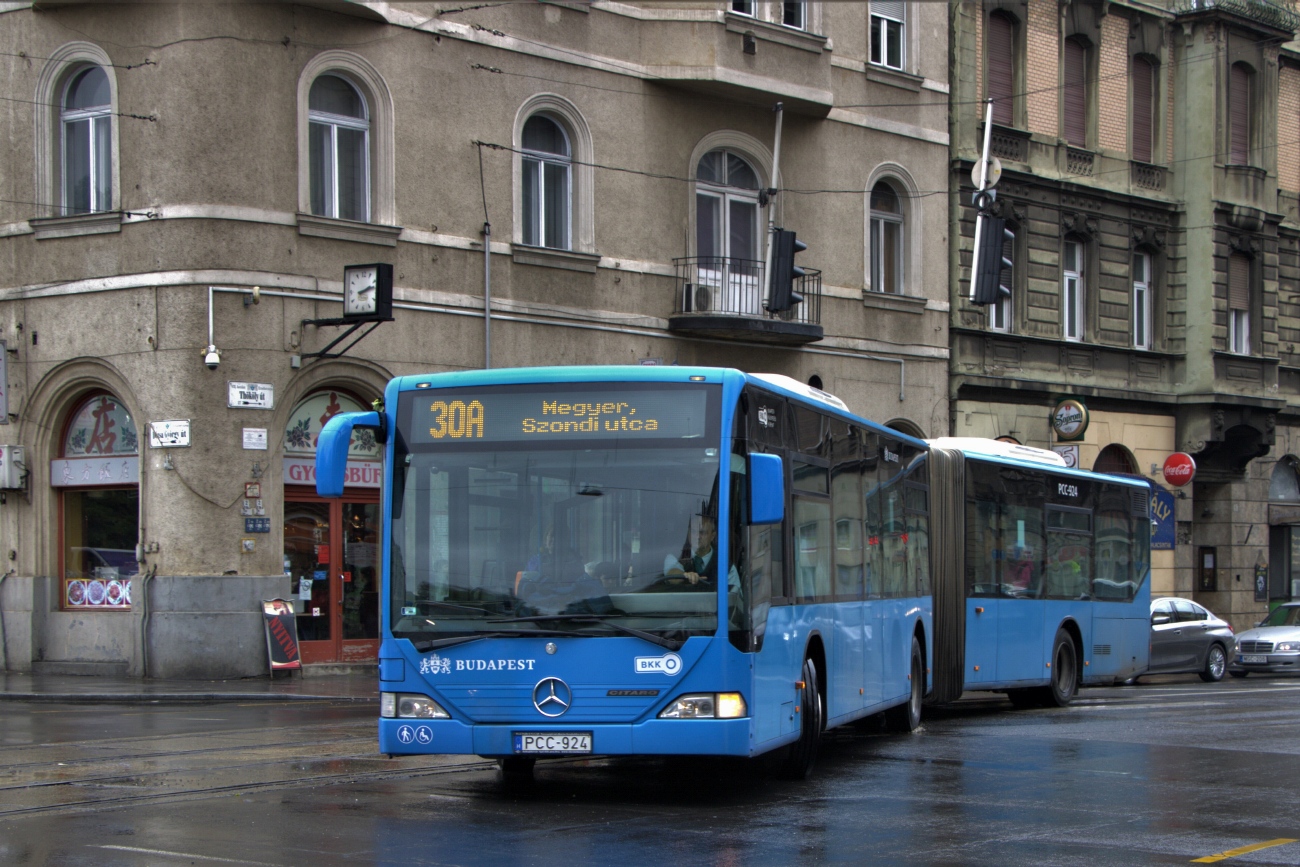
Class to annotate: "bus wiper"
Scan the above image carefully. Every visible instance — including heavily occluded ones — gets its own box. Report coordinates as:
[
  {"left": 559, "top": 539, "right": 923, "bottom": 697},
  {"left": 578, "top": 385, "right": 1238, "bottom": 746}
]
[
  {"left": 488, "top": 614, "right": 685, "bottom": 651},
  {"left": 418, "top": 601, "right": 492, "bottom": 615},
  {"left": 409, "top": 628, "right": 570, "bottom": 651}
]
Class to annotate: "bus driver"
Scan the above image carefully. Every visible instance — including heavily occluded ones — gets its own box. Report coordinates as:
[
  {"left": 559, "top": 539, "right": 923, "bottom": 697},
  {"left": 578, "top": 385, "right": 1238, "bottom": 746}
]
[{"left": 665, "top": 516, "right": 718, "bottom": 587}]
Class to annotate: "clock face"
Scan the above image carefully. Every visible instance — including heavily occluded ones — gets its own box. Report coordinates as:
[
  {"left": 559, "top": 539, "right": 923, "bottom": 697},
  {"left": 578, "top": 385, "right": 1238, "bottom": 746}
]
[{"left": 345, "top": 267, "right": 378, "bottom": 316}]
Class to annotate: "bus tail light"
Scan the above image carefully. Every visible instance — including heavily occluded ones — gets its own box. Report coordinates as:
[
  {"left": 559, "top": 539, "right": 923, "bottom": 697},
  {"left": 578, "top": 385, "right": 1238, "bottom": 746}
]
[
  {"left": 381, "top": 692, "right": 450, "bottom": 719},
  {"left": 658, "top": 693, "right": 747, "bottom": 719}
]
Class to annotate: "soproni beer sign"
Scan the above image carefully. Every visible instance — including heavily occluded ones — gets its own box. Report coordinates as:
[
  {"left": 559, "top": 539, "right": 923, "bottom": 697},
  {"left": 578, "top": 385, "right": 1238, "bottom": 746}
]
[{"left": 1051, "top": 399, "right": 1089, "bottom": 442}]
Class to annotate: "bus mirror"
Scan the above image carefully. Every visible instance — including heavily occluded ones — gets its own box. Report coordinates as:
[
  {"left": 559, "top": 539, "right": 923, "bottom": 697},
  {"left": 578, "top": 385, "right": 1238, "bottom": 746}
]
[
  {"left": 749, "top": 453, "right": 784, "bottom": 524},
  {"left": 317, "top": 411, "right": 382, "bottom": 498}
]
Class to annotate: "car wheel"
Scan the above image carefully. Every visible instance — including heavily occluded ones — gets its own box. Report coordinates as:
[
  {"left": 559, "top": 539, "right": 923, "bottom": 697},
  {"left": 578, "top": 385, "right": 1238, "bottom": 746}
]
[
  {"left": 1229, "top": 670, "right": 1248, "bottom": 679},
  {"left": 1199, "top": 644, "right": 1227, "bottom": 683},
  {"left": 885, "top": 636, "right": 924, "bottom": 732},
  {"left": 778, "top": 657, "right": 823, "bottom": 780},
  {"left": 1042, "top": 629, "right": 1078, "bottom": 707}
]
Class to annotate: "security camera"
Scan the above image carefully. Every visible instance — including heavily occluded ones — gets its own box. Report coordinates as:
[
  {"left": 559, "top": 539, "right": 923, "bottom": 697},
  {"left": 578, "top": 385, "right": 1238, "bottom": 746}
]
[{"left": 203, "top": 345, "right": 221, "bottom": 371}]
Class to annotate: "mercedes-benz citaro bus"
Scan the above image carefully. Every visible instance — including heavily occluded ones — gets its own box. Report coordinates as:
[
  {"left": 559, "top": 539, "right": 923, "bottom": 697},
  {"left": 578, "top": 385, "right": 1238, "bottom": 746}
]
[{"left": 315, "top": 366, "right": 1152, "bottom": 780}]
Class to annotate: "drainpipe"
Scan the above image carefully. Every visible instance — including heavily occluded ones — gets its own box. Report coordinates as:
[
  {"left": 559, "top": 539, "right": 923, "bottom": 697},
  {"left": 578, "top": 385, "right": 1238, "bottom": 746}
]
[{"left": 483, "top": 222, "right": 492, "bottom": 369}]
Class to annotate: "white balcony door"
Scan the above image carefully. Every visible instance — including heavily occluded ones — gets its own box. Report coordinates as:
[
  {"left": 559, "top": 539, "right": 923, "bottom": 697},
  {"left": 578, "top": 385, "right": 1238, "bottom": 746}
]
[{"left": 696, "top": 149, "right": 762, "bottom": 314}]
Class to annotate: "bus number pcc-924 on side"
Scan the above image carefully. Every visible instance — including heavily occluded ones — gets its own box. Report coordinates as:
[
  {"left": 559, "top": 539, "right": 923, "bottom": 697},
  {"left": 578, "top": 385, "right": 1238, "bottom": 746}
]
[{"left": 315, "top": 367, "right": 1152, "bottom": 778}]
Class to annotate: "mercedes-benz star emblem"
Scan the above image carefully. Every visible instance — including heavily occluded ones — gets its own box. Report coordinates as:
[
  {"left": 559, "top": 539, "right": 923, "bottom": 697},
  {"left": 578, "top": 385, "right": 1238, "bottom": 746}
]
[{"left": 532, "top": 677, "right": 572, "bottom": 717}]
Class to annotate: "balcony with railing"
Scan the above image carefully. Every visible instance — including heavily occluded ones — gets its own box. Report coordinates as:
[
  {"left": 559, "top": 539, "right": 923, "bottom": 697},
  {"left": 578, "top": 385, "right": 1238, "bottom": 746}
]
[
  {"left": 1173, "top": 0, "right": 1300, "bottom": 33},
  {"left": 669, "top": 257, "right": 823, "bottom": 344}
]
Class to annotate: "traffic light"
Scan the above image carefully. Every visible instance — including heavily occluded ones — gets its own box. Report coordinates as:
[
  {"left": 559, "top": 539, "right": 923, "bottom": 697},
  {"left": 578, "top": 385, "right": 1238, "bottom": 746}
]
[
  {"left": 766, "top": 228, "right": 807, "bottom": 313},
  {"left": 972, "top": 214, "right": 1014, "bottom": 305}
]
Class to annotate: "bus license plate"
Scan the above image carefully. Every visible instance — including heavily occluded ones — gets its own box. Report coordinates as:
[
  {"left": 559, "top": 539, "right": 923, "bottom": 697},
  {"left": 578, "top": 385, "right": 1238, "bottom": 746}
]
[
  {"left": 514, "top": 732, "right": 592, "bottom": 754},
  {"left": 1242, "top": 655, "right": 1268, "bottom": 664}
]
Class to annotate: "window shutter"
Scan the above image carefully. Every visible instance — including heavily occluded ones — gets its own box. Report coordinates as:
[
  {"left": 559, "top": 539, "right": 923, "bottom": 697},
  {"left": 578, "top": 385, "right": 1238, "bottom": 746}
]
[
  {"left": 1229, "top": 253, "right": 1250, "bottom": 311},
  {"left": 1131, "top": 57, "right": 1153, "bottom": 163},
  {"left": 873, "top": 0, "right": 905, "bottom": 21},
  {"left": 987, "top": 14, "right": 1014, "bottom": 126},
  {"left": 1063, "top": 39, "right": 1087, "bottom": 147},
  {"left": 1230, "top": 64, "right": 1251, "bottom": 164}
]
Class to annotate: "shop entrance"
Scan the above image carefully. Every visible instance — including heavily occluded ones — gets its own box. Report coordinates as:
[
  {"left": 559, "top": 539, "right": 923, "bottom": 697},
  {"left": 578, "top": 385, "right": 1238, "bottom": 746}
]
[{"left": 284, "top": 489, "right": 380, "bottom": 664}]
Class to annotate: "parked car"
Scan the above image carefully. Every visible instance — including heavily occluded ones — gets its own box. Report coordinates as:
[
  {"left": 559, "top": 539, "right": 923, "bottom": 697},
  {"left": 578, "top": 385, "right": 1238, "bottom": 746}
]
[
  {"left": 1228, "top": 602, "right": 1300, "bottom": 678},
  {"left": 1142, "top": 597, "right": 1234, "bottom": 682}
]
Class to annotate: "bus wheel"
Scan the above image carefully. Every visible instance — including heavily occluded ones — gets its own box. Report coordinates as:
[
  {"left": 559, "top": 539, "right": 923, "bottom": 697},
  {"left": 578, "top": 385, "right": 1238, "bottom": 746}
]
[
  {"left": 885, "top": 636, "right": 924, "bottom": 732},
  {"left": 778, "top": 658, "right": 823, "bottom": 780},
  {"left": 497, "top": 756, "right": 536, "bottom": 782},
  {"left": 1043, "top": 629, "right": 1078, "bottom": 707}
]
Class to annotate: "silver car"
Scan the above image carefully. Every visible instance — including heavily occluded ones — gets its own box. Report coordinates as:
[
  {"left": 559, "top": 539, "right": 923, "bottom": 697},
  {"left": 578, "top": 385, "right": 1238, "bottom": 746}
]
[
  {"left": 1144, "top": 597, "right": 1235, "bottom": 682},
  {"left": 1229, "top": 602, "right": 1300, "bottom": 678}
]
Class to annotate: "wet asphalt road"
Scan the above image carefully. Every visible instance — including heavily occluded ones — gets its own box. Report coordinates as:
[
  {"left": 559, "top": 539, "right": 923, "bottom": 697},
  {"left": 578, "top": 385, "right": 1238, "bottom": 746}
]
[{"left": 2, "top": 677, "right": 1300, "bottom": 866}]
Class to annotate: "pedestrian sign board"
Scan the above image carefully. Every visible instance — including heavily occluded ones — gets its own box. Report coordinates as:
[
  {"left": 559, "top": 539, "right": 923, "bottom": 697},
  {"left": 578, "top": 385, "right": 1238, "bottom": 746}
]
[
  {"left": 228, "top": 382, "right": 275, "bottom": 410},
  {"left": 261, "top": 599, "right": 301, "bottom": 672}
]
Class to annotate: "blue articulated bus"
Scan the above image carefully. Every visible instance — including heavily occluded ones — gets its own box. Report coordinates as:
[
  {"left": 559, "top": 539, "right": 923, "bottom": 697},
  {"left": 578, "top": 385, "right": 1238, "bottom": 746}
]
[{"left": 316, "top": 366, "right": 1151, "bottom": 778}]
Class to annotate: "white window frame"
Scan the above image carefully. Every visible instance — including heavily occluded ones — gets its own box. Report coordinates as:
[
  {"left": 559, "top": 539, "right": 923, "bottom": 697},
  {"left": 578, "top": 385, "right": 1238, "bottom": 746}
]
[
  {"left": 520, "top": 116, "right": 573, "bottom": 250},
  {"left": 870, "top": 1, "right": 906, "bottom": 71},
  {"left": 731, "top": 0, "right": 755, "bottom": 16},
  {"left": 696, "top": 154, "right": 763, "bottom": 314},
  {"left": 1230, "top": 308, "right": 1250, "bottom": 355},
  {"left": 869, "top": 192, "right": 904, "bottom": 295},
  {"left": 60, "top": 68, "right": 113, "bottom": 216},
  {"left": 308, "top": 76, "right": 371, "bottom": 223},
  {"left": 1063, "top": 240, "right": 1085, "bottom": 342},
  {"left": 1133, "top": 252, "right": 1152, "bottom": 350},
  {"left": 36, "top": 44, "right": 121, "bottom": 220},
  {"left": 782, "top": 1, "right": 806, "bottom": 30}
]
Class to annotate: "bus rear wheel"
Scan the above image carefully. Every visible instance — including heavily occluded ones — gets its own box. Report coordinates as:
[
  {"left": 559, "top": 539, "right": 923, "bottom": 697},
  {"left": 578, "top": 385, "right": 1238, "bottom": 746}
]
[
  {"left": 1042, "top": 629, "right": 1078, "bottom": 707},
  {"left": 885, "top": 636, "right": 924, "bottom": 732},
  {"left": 777, "top": 657, "right": 822, "bottom": 780}
]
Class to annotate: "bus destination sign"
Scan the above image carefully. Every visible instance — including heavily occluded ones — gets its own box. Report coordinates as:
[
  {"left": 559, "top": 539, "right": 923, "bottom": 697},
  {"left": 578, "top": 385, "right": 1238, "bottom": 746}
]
[{"left": 408, "top": 388, "right": 708, "bottom": 444}]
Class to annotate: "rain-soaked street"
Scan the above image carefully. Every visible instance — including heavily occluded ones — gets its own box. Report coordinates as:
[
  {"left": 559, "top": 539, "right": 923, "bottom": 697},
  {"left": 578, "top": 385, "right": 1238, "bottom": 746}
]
[{"left": 3, "top": 676, "right": 1300, "bottom": 866}]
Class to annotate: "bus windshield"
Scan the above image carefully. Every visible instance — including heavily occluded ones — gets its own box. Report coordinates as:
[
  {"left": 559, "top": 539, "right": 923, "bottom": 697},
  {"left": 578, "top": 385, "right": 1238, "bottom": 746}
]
[{"left": 390, "top": 384, "right": 722, "bottom": 644}]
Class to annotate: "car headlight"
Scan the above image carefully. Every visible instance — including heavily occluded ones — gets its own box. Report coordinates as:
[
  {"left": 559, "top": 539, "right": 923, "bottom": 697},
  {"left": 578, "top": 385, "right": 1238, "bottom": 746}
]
[
  {"left": 1276, "top": 642, "right": 1300, "bottom": 652},
  {"left": 658, "top": 693, "right": 747, "bottom": 719},
  {"left": 381, "top": 692, "right": 450, "bottom": 719}
]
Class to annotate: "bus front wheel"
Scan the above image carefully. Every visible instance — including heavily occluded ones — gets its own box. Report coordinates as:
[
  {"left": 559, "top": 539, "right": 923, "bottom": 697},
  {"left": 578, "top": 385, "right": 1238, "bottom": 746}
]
[
  {"left": 885, "top": 636, "right": 924, "bottom": 732},
  {"left": 777, "top": 657, "right": 823, "bottom": 780}
]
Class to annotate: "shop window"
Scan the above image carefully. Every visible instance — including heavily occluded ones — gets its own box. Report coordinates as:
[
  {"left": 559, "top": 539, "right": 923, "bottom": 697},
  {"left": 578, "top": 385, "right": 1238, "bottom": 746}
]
[
  {"left": 53, "top": 394, "right": 139, "bottom": 610},
  {"left": 1094, "top": 444, "right": 1137, "bottom": 475},
  {"left": 284, "top": 390, "right": 382, "bottom": 477}
]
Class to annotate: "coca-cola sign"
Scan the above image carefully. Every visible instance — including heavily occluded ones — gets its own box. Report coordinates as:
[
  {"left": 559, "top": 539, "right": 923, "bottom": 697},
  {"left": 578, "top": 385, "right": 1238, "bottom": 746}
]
[{"left": 1162, "top": 453, "right": 1196, "bottom": 487}]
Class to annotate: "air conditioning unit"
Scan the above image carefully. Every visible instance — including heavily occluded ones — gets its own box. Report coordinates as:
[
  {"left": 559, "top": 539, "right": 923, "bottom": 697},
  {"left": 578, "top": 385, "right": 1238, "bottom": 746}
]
[
  {"left": 0, "top": 445, "right": 25, "bottom": 489},
  {"left": 693, "top": 284, "right": 712, "bottom": 312}
]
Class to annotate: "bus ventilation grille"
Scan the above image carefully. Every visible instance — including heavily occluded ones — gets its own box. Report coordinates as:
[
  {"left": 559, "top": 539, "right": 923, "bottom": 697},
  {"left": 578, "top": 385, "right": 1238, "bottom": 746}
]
[{"left": 1092, "top": 644, "right": 1112, "bottom": 655}]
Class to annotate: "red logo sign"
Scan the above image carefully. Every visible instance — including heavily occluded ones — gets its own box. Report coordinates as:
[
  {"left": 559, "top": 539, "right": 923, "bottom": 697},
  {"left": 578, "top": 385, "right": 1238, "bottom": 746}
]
[{"left": 1163, "top": 453, "right": 1196, "bottom": 487}]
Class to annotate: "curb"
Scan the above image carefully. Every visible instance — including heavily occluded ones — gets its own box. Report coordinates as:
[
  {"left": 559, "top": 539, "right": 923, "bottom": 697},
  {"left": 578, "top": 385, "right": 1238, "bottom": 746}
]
[{"left": 0, "top": 692, "right": 378, "bottom": 703}]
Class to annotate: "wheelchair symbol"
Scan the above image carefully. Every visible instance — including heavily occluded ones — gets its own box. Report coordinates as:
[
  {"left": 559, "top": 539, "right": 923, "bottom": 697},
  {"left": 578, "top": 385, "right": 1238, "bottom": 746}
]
[
  {"left": 415, "top": 726, "right": 433, "bottom": 745},
  {"left": 396, "top": 724, "right": 415, "bottom": 744}
]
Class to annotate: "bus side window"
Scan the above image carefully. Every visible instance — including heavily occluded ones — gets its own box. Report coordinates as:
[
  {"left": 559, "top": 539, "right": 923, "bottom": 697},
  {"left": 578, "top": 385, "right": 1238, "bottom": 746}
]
[
  {"left": 861, "top": 431, "right": 882, "bottom": 599},
  {"left": 1045, "top": 505, "right": 1093, "bottom": 599}
]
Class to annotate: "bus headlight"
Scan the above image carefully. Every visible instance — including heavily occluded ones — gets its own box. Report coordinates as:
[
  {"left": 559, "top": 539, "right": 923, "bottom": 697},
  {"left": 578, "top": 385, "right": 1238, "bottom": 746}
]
[
  {"left": 381, "top": 692, "right": 450, "bottom": 719},
  {"left": 658, "top": 693, "right": 747, "bottom": 719}
]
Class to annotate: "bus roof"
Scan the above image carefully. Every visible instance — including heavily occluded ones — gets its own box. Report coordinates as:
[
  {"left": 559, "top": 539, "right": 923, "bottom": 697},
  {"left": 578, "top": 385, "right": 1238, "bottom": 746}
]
[{"left": 927, "top": 437, "right": 1067, "bottom": 467}]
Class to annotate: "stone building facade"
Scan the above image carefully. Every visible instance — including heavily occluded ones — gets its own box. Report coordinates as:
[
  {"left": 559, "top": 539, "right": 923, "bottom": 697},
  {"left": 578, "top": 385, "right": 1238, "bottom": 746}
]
[
  {"left": 951, "top": 0, "right": 1300, "bottom": 628},
  {"left": 0, "top": 1, "right": 950, "bottom": 676}
]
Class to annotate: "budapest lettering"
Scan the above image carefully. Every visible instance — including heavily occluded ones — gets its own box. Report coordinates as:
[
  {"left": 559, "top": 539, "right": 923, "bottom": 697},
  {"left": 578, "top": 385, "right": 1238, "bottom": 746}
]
[{"left": 419, "top": 653, "right": 537, "bottom": 675}]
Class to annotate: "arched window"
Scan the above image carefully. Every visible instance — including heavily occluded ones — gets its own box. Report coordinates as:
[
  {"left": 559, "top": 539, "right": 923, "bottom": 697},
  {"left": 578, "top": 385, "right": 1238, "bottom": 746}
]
[
  {"left": 869, "top": 181, "right": 904, "bottom": 294},
  {"left": 520, "top": 115, "right": 572, "bottom": 249},
  {"left": 309, "top": 74, "right": 370, "bottom": 222},
  {"left": 61, "top": 66, "right": 112, "bottom": 215},
  {"left": 696, "top": 148, "right": 763, "bottom": 312},
  {"left": 986, "top": 12, "right": 1017, "bottom": 126},
  {"left": 1269, "top": 458, "right": 1300, "bottom": 502},
  {"left": 53, "top": 393, "right": 140, "bottom": 609},
  {"left": 1094, "top": 444, "right": 1138, "bottom": 475}
]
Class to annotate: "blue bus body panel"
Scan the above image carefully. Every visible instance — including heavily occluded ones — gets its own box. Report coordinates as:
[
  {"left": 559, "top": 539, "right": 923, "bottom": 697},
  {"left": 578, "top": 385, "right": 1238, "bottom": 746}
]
[{"left": 316, "top": 410, "right": 381, "bottom": 497}]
